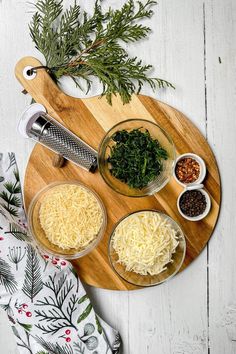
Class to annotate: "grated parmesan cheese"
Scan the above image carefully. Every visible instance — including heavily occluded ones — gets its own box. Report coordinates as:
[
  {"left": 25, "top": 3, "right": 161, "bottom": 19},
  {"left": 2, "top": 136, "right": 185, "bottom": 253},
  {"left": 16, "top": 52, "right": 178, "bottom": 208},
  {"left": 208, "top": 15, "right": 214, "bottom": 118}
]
[
  {"left": 112, "top": 211, "right": 179, "bottom": 276},
  {"left": 39, "top": 184, "right": 103, "bottom": 250}
]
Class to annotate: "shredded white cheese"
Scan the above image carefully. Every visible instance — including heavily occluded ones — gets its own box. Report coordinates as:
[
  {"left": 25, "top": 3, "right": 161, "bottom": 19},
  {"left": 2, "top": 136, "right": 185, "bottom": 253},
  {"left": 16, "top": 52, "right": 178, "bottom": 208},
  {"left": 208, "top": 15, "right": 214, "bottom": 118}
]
[
  {"left": 39, "top": 184, "right": 103, "bottom": 250},
  {"left": 112, "top": 211, "right": 179, "bottom": 275}
]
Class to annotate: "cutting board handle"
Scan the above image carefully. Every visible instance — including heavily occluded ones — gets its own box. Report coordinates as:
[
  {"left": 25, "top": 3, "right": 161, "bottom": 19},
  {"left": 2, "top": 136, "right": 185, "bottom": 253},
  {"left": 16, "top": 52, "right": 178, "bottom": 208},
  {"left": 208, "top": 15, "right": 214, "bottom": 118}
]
[{"left": 15, "top": 56, "right": 75, "bottom": 115}]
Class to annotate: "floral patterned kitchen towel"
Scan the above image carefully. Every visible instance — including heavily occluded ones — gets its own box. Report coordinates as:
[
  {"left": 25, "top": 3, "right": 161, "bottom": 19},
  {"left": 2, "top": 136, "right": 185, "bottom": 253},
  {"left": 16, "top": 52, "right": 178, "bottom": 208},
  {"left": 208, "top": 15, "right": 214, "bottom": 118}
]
[{"left": 0, "top": 153, "right": 121, "bottom": 354}]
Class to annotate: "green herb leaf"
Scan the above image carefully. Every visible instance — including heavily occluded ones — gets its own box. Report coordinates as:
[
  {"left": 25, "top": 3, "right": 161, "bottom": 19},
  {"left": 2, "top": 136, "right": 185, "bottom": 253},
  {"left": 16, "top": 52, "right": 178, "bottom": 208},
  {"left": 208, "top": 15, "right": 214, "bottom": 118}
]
[
  {"left": 18, "top": 321, "right": 32, "bottom": 332},
  {"left": 78, "top": 294, "right": 88, "bottom": 304},
  {"left": 108, "top": 128, "right": 168, "bottom": 189},
  {"left": 95, "top": 315, "right": 103, "bottom": 334},
  {"left": 77, "top": 303, "right": 92, "bottom": 323}
]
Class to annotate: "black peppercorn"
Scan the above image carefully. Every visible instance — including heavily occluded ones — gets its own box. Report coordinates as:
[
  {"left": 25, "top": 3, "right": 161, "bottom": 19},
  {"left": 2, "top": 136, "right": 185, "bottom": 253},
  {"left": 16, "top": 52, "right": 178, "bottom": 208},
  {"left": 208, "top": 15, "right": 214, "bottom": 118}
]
[{"left": 179, "top": 190, "right": 207, "bottom": 217}]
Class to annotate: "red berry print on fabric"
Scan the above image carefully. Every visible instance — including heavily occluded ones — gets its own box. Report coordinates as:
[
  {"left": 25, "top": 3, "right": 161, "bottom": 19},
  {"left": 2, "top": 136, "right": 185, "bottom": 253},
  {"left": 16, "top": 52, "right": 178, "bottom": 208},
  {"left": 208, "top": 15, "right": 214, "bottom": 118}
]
[{"left": 16, "top": 302, "right": 32, "bottom": 318}]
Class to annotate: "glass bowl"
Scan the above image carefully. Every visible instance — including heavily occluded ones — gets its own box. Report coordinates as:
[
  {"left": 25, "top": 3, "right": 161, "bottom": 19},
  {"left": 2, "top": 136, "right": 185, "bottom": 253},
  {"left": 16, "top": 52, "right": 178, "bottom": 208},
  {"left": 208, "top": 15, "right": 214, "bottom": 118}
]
[
  {"left": 108, "top": 210, "right": 186, "bottom": 287},
  {"left": 98, "top": 119, "right": 176, "bottom": 197},
  {"left": 28, "top": 181, "right": 107, "bottom": 259}
]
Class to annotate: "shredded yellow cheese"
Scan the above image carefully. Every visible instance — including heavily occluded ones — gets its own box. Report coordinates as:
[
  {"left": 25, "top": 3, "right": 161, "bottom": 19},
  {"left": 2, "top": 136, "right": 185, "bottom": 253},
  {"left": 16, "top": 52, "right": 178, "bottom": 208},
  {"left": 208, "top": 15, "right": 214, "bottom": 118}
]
[
  {"left": 112, "top": 211, "right": 179, "bottom": 275},
  {"left": 39, "top": 184, "right": 103, "bottom": 250}
]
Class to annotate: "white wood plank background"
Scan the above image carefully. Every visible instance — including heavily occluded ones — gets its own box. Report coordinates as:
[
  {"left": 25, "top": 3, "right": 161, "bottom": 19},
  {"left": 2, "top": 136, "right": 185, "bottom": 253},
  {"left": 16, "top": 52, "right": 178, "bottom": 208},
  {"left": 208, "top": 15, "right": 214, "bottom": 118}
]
[{"left": 0, "top": 0, "right": 235, "bottom": 353}]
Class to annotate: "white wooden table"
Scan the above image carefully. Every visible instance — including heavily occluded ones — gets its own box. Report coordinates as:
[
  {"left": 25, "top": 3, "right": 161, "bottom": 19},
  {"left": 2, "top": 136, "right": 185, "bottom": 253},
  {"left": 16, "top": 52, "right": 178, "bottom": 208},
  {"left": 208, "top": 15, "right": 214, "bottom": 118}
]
[{"left": 0, "top": 0, "right": 235, "bottom": 353}]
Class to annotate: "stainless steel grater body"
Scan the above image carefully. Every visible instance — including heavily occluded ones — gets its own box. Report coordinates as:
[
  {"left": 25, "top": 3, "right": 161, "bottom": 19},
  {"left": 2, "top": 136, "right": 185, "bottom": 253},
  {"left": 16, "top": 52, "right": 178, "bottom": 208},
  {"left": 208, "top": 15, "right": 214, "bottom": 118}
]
[{"left": 29, "top": 113, "right": 97, "bottom": 172}]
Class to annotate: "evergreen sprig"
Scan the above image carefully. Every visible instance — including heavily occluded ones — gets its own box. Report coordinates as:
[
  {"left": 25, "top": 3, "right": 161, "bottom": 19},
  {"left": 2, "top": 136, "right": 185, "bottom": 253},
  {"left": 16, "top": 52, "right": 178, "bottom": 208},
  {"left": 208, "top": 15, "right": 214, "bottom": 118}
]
[
  {"left": 22, "top": 245, "right": 43, "bottom": 302},
  {"left": 14, "top": 329, "right": 35, "bottom": 354},
  {"left": 0, "top": 169, "right": 21, "bottom": 217},
  {"left": 6, "top": 153, "right": 16, "bottom": 172},
  {"left": 35, "top": 273, "right": 78, "bottom": 334},
  {"left": 29, "top": 0, "right": 174, "bottom": 104},
  {"left": 35, "top": 336, "right": 73, "bottom": 354},
  {"left": 74, "top": 341, "right": 85, "bottom": 354},
  {"left": 0, "top": 257, "right": 17, "bottom": 294},
  {"left": 5, "top": 223, "right": 29, "bottom": 242}
]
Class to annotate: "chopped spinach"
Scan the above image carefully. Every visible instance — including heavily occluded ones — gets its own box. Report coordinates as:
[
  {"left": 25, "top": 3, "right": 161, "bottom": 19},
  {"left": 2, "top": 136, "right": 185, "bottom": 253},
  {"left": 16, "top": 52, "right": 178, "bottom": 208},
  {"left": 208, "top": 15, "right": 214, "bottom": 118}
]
[{"left": 108, "top": 128, "right": 168, "bottom": 189}]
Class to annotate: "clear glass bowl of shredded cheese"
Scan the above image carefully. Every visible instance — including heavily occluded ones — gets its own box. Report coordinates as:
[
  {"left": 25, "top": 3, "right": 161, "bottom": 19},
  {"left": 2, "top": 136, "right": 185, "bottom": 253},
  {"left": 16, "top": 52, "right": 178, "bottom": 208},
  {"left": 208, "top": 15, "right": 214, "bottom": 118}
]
[
  {"left": 109, "top": 210, "right": 186, "bottom": 287},
  {"left": 28, "top": 181, "right": 107, "bottom": 259}
]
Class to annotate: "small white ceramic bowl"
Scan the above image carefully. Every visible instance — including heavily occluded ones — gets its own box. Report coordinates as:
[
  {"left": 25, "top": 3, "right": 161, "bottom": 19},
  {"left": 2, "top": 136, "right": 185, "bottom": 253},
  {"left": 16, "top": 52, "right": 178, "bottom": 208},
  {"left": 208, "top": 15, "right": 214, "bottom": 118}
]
[
  {"left": 177, "top": 184, "right": 211, "bottom": 221},
  {"left": 174, "top": 153, "right": 206, "bottom": 187}
]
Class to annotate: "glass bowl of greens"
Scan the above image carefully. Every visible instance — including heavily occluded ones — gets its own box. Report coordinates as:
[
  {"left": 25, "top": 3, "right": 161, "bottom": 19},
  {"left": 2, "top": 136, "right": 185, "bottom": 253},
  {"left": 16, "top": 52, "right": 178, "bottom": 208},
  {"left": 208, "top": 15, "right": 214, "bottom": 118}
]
[{"left": 98, "top": 119, "right": 176, "bottom": 197}]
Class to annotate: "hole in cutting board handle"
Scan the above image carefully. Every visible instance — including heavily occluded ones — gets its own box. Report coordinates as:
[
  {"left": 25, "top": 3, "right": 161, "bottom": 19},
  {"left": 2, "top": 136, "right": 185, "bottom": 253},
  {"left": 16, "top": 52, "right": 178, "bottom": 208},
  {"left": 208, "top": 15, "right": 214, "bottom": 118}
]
[
  {"left": 23, "top": 66, "right": 37, "bottom": 80},
  {"left": 27, "top": 69, "right": 34, "bottom": 76}
]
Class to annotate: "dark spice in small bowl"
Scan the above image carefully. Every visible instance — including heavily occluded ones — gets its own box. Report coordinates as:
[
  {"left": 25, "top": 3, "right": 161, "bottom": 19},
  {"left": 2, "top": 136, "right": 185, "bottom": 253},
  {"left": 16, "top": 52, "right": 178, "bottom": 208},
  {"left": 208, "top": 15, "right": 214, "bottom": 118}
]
[
  {"left": 175, "top": 157, "right": 200, "bottom": 184},
  {"left": 179, "top": 190, "right": 207, "bottom": 217}
]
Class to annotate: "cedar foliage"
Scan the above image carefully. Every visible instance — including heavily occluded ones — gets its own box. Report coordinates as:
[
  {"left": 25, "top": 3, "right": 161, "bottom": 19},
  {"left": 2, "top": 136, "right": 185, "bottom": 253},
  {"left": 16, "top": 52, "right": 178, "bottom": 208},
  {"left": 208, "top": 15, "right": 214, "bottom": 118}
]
[{"left": 29, "top": 0, "right": 174, "bottom": 104}]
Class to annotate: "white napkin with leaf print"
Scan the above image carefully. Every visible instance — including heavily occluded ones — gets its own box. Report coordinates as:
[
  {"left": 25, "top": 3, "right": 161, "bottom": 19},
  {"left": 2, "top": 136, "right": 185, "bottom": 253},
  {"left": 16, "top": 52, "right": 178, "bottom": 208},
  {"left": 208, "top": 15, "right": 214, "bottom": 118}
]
[{"left": 0, "top": 153, "right": 121, "bottom": 354}]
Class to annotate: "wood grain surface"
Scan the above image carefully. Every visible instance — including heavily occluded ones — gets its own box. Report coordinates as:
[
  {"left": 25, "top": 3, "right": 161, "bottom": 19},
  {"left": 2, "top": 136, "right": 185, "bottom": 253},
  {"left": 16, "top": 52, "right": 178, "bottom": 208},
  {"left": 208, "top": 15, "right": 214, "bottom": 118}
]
[
  {"left": 1, "top": 1, "right": 235, "bottom": 352},
  {"left": 15, "top": 56, "right": 221, "bottom": 291}
]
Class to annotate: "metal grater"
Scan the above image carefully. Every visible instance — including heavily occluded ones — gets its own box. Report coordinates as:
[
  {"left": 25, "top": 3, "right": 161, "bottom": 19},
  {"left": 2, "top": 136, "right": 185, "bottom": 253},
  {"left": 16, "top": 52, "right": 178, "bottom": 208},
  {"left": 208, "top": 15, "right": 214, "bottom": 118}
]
[{"left": 18, "top": 104, "right": 98, "bottom": 172}]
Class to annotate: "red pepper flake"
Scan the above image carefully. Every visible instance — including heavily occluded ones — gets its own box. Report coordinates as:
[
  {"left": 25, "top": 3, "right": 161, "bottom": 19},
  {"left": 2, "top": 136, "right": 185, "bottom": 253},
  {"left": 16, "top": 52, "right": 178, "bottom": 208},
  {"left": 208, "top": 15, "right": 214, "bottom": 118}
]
[{"left": 175, "top": 157, "right": 200, "bottom": 184}]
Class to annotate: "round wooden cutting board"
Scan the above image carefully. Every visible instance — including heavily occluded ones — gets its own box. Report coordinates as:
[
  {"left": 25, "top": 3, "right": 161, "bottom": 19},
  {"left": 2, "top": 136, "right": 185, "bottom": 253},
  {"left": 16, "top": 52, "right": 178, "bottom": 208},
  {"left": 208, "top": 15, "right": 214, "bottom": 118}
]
[{"left": 15, "top": 57, "right": 221, "bottom": 290}]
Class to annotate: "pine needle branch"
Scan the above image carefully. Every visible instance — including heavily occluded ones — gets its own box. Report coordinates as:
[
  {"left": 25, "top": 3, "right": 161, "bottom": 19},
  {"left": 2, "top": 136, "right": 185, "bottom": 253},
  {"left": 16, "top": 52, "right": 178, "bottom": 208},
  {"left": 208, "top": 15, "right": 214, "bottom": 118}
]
[
  {"left": 0, "top": 257, "right": 17, "bottom": 294},
  {"left": 0, "top": 169, "right": 22, "bottom": 217},
  {"left": 34, "top": 336, "right": 74, "bottom": 354},
  {"left": 6, "top": 153, "right": 16, "bottom": 172},
  {"left": 22, "top": 245, "right": 43, "bottom": 302},
  {"left": 5, "top": 223, "right": 29, "bottom": 242}
]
